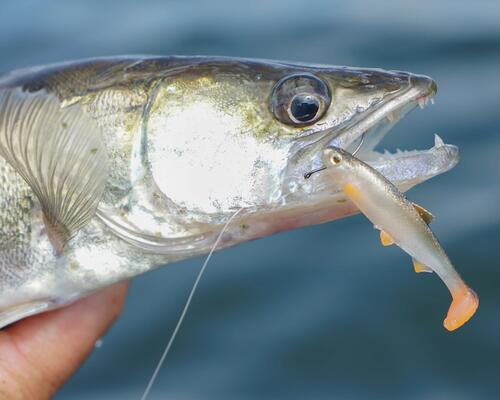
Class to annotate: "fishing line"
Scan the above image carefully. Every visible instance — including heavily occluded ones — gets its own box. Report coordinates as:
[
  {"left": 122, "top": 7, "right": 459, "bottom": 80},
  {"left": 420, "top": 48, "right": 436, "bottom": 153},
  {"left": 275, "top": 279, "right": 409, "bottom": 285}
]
[{"left": 140, "top": 208, "right": 243, "bottom": 400}]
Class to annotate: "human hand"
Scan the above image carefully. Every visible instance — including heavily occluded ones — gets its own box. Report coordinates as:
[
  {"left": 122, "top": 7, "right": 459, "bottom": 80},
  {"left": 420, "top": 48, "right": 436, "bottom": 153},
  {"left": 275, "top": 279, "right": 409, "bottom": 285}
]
[{"left": 0, "top": 282, "right": 129, "bottom": 399}]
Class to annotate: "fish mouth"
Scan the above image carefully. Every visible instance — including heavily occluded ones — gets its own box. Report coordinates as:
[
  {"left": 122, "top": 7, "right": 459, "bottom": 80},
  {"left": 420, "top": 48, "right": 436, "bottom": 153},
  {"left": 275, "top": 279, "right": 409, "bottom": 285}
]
[{"left": 301, "top": 74, "right": 459, "bottom": 196}]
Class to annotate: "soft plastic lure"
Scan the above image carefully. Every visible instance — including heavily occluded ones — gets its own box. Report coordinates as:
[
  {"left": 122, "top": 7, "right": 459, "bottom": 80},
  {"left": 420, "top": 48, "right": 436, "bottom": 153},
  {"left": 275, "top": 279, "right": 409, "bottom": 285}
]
[{"left": 321, "top": 140, "right": 478, "bottom": 331}]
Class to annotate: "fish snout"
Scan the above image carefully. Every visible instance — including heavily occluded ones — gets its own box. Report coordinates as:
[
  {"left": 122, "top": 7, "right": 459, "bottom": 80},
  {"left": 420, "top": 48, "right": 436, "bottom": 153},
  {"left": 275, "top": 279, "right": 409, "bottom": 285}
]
[{"left": 409, "top": 73, "right": 437, "bottom": 98}]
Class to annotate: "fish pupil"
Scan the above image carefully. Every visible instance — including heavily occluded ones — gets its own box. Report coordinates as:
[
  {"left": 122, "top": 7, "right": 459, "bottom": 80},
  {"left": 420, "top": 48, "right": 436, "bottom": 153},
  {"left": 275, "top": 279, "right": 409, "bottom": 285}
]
[{"left": 290, "top": 95, "right": 320, "bottom": 122}]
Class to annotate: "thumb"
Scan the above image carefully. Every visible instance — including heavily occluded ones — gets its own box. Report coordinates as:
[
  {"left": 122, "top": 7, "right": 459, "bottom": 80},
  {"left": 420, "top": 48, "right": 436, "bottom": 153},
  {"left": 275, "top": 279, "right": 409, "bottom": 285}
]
[{"left": 0, "top": 281, "right": 129, "bottom": 399}]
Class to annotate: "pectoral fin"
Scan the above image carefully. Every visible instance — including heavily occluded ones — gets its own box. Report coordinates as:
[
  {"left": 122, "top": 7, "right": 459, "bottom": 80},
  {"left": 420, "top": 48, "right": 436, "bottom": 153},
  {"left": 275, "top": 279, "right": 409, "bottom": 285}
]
[
  {"left": 412, "top": 203, "right": 434, "bottom": 225},
  {"left": 380, "top": 230, "right": 395, "bottom": 246},
  {"left": 412, "top": 258, "right": 433, "bottom": 273},
  {"left": 0, "top": 88, "right": 108, "bottom": 252}
]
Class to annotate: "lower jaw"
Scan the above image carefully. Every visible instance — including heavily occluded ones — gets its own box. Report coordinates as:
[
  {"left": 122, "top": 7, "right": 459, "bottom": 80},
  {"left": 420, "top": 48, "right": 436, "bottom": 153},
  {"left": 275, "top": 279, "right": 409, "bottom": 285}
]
[
  {"left": 232, "top": 196, "right": 360, "bottom": 242},
  {"left": 359, "top": 136, "right": 459, "bottom": 192},
  {"left": 255, "top": 138, "right": 459, "bottom": 235},
  {"left": 230, "top": 129, "right": 459, "bottom": 242}
]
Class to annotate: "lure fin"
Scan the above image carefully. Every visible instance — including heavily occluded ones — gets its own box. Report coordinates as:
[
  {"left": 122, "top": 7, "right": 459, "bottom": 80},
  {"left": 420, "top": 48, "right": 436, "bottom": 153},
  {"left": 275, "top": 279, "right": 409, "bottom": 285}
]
[
  {"left": 380, "top": 230, "right": 395, "bottom": 246},
  {"left": 412, "top": 258, "right": 433, "bottom": 273},
  {"left": 412, "top": 202, "right": 434, "bottom": 225},
  {"left": 0, "top": 88, "right": 107, "bottom": 251}
]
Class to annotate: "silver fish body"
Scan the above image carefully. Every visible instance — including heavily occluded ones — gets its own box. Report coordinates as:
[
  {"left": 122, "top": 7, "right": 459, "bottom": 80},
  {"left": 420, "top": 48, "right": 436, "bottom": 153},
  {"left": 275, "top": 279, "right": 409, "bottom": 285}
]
[{"left": 0, "top": 56, "right": 458, "bottom": 326}]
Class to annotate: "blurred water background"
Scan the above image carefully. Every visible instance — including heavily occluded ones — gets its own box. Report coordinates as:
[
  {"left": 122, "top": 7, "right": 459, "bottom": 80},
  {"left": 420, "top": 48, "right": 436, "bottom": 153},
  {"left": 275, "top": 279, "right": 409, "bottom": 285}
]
[{"left": 1, "top": 1, "right": 500, "bottom": 398}]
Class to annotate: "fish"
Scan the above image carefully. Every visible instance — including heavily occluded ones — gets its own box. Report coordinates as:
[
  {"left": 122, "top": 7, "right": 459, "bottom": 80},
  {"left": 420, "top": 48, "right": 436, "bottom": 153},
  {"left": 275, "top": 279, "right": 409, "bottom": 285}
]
[
  {"left": 321, "top": 143, "right": 478, "bottom": 331},
  {"left": 0, "top": 55, "right": 459, "bottom": 327}
]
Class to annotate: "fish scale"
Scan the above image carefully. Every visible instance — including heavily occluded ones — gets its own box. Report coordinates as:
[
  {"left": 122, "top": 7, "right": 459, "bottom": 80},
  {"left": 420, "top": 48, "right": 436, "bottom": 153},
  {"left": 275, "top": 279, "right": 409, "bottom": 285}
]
[{"left": 0, "top": 156, "right": 51, "bottom": 288}]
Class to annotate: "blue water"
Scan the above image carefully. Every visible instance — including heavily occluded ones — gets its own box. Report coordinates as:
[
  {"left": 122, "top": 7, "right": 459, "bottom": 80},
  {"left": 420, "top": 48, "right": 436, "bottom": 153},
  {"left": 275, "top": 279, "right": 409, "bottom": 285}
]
[{"left": 1, "top": 1, "right": 500, "bottom": 398}]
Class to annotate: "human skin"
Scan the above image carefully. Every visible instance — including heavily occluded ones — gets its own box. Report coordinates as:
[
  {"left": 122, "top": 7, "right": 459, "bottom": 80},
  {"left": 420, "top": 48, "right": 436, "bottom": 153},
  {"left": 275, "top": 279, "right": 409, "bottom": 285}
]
[{"left": 0, "top": 281, "right": 129, "bottom": 399}]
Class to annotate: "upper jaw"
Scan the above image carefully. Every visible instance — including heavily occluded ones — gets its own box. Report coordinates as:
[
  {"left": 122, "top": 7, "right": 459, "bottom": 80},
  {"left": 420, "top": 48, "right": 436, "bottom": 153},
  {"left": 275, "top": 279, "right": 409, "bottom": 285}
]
[{"left": 329, "top": 73, "right": 438, "bottom": 151}]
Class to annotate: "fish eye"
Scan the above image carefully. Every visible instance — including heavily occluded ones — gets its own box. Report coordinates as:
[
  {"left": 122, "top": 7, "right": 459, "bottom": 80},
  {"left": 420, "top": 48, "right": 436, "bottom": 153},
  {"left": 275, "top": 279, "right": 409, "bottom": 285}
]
[
  {"left": 290, "top": 94, "right": 321, "bottom": 123},
  {"left": 270, "top": 74, "right": 331, "bottom": 126}
]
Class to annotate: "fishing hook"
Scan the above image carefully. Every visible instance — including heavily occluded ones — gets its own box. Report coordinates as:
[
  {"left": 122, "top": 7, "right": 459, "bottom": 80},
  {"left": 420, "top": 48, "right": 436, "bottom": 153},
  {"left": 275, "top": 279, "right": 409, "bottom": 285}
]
[{"left": 303, "top": 132, "right": 366, "bottom": 179}]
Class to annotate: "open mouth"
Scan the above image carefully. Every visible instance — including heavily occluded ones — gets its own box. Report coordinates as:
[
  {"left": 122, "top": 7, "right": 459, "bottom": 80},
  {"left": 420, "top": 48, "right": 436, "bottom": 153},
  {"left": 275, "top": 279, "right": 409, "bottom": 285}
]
[{"left": 306, "top": 74, "right": 459, "bottom": 193}]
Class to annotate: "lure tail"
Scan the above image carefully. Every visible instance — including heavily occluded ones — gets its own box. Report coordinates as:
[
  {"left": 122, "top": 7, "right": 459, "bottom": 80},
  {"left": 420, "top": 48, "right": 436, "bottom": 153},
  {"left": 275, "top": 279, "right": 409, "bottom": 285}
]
[{"left": 444, "top": 287, "right": 479, "bottom": 331}]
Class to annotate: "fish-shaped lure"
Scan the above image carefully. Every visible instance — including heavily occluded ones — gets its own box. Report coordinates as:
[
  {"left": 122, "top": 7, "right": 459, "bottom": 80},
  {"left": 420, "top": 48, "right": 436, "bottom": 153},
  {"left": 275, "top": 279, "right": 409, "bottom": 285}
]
[
  {"left": 321, "top": 141, "right": 478, "bottom": 331},
  {"left": 0, "top": 56, "right": 459, "bottom": 327}
]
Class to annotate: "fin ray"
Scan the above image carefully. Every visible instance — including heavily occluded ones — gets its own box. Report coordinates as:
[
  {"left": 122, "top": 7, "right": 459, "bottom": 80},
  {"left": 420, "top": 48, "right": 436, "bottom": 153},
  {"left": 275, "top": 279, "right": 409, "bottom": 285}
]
[{"left": 0, "top": 88, "right": 107, "bottom": 250}]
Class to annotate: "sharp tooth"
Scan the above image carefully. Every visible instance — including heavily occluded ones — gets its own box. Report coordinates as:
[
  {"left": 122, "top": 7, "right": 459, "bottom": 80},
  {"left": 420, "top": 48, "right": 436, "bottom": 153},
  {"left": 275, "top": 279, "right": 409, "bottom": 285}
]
[
  {"left": 430, "top": 98, "right": 435, "bottom": 105},
  {"left": 418, "top": 97, "right": 426, "bottom": 109},
  {"left": 434, "top": 133, "right": 445, "bottom": 148}
]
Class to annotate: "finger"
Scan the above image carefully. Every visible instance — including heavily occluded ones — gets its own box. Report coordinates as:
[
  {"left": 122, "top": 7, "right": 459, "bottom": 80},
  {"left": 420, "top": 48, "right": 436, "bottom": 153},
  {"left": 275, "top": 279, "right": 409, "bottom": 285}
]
[{"left": 0, "top": 281, "right": 129, "bottom": 399}]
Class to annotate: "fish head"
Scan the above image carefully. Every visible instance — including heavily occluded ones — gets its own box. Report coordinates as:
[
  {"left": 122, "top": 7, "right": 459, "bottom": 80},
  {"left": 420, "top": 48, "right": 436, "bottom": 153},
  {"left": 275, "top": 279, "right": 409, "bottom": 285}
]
[{"left": 144, "top": 58, "right": 458, "bottom": 233}]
